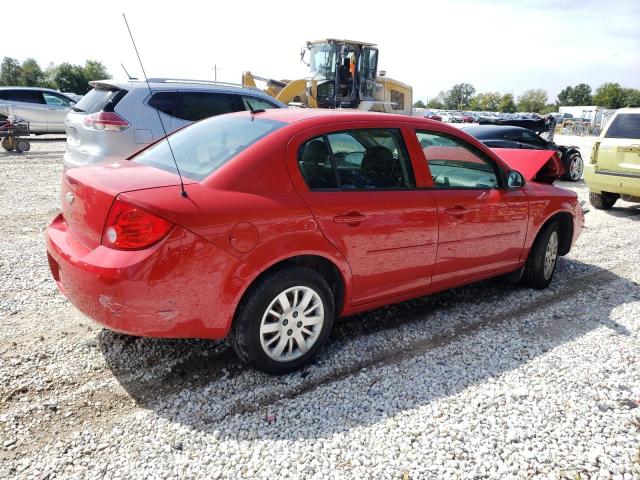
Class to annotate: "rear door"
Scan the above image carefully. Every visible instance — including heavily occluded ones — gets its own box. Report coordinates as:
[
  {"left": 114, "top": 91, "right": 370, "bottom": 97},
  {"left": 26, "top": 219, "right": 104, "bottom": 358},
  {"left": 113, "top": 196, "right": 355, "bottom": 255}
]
[
  {"left": 597, "top": 113, "right": 640, "bottom": 177},
  {"left": 169, "top": 91, "right": 240, "bottom": 130},
  {"left": 415, "top": 130, "right": 528, "bottom": 287},
  {"left": 288, "top": 123, "right": 438, "bottom": 305},
  {"left": 5, "top": 89, "right": 48, "bottom": 132}
]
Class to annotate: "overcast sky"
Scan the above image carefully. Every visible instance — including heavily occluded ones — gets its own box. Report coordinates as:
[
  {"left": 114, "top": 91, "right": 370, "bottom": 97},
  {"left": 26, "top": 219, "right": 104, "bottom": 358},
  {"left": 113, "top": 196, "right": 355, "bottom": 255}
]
[{"left": 5, "top": 0, "right": 640, "bottom": 102}]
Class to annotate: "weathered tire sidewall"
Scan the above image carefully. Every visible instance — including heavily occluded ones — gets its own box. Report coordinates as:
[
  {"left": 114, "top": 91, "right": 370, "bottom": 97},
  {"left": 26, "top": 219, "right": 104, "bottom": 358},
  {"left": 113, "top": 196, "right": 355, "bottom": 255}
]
[{"left": 233, "top": 268, "right": 335, "bottom": 374}]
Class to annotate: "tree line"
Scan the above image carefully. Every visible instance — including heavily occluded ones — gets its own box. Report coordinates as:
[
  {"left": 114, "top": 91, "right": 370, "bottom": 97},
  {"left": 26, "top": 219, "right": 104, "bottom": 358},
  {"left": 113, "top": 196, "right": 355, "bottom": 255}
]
[
  {"left": 414, "top": 82, "right": 640, "bottom": 113},
  {"left": 0, "top": 57, "right": 110, "bottom": 95}
]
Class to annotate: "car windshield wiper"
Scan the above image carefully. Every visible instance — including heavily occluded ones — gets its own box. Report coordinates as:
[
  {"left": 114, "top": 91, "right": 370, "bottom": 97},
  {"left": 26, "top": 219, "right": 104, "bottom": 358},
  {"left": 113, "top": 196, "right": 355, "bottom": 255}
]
[{"left": 71, "top": 106, "right": 85, "bottom": 112}]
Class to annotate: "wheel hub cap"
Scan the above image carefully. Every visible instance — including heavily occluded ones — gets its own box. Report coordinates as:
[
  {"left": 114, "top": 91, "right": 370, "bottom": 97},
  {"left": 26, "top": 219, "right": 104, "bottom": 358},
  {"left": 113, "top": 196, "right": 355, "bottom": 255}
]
[
  {"left": 259, "top": 286, "right": 325, "bottom": 362},
  {"left": 544, "top": 231, "right": 559, "bottom": 280}
]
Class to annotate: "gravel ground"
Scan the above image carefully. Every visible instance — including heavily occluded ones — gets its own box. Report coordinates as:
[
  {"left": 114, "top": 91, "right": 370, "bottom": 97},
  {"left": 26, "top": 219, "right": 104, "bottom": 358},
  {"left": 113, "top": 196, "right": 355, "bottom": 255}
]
[{"left": 1, "top": 136, "right": 639, "bottom": 480}]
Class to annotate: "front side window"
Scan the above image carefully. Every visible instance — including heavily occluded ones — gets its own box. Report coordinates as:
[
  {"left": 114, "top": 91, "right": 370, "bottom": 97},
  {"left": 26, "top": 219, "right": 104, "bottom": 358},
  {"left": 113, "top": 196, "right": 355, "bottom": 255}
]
[
  {"left": 297, "top": 129, "right": 415, "bottom": 190},
  {"left": 133, "top": 116, "right": 285, "bottom": 181},
  {"left": 417, "top": 131, "right": 499, "bottom": 189},
  {"left": 43, "top": 92, "right": 72, "bottom": 107},
  {"left": 175, "top": 92, "right": 237, "bottom": 121},
  {"left": 309, "top": 43, "right": 336, "bottom": 80}
]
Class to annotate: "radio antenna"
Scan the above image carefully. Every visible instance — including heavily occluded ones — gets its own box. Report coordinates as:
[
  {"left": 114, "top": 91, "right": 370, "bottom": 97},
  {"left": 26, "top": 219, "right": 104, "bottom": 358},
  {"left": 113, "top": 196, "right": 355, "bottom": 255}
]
[
  {"left": 120, "top": 63, "right": 137, "bottom": 80},
  {"left": 122, "top": 13, "right": 187, "bottom": 198}
]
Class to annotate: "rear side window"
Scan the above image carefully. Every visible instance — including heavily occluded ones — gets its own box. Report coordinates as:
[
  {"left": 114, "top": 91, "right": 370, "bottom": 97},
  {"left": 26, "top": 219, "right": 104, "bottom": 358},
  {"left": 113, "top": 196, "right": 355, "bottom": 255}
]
[
  {"left": 605, "top": 114, "right": 640, "bottom": 139},
  {"left": 175, "top": 92, "right": 237, "bottom": 121},
  {"left": 298, "top": 137, "right": 338, "bottom": 189},
  {"left": 242, "top": 96, "right": 278, "bottom": 111},
  {"left": 148, "top": 91, "right": 177, "bottom": 116},
  {"left": 133, "top": 115, "right": 285, "bottom": 181},
  {"left": 417, "top": 131, "right": 499, "bottom": 189},
  {"left": 75, "top": 88, "right": 123, "bottom": 113},
  {"left": 298, "top": 129, "right": 415, "bottom": 190},
  {"left": 7, "top": 90, "right": 45, "bottom": 104}
]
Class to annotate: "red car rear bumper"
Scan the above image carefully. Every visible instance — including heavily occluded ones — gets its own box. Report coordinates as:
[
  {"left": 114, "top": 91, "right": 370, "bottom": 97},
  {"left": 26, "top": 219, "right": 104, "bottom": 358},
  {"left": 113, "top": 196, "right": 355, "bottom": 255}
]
[{"left": 45, "top": 213, "right": 239, "bottom": 339}]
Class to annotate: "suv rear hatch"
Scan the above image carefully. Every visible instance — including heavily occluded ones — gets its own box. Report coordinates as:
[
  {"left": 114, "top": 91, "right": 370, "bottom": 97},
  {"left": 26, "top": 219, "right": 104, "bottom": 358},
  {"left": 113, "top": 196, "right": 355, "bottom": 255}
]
[
  {"left": 61, "top": 161, "right": 191, "bottom": 250},
  {"left": 596, "top": 113, "right": 640, "bottom": 176},
  {"left": 65, "top": 82, "right": 130, "bottom": 167}
]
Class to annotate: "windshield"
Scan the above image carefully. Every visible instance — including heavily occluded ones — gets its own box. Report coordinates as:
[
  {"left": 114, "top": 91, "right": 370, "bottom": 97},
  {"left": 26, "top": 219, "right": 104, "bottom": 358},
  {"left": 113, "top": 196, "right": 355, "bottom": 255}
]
[
  {"left": 133, "top": 115, "right": 286, "bottom": 181},
  {"left": 309, "top": 43, "right": 336, "bottom": 80}
]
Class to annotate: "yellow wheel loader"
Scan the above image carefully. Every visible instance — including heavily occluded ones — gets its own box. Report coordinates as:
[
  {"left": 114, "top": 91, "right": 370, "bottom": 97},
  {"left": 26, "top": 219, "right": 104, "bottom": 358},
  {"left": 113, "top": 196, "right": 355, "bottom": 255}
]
[{"left": 242, "top": 39, "right": 412, "bottom": 115}]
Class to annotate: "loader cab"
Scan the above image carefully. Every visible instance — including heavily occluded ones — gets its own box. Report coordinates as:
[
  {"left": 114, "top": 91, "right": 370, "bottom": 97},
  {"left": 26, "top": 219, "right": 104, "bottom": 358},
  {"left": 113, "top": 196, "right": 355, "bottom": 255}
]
[{"left": 306, "top": 39, "right": 378, "bottom": 109}]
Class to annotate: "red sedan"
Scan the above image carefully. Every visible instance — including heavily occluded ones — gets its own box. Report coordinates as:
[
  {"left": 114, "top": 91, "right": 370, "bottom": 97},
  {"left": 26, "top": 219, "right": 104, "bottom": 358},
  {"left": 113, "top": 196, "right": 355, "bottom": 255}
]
[{"left": 46, "top": 109, "right": 583, "bottom": 373}]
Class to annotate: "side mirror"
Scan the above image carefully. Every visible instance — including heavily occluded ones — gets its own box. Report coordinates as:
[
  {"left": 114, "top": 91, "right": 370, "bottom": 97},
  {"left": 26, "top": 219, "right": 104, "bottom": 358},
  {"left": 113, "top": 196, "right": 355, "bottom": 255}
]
[{"left": 507, "top": 170, "right": 525, "bottom": 188}]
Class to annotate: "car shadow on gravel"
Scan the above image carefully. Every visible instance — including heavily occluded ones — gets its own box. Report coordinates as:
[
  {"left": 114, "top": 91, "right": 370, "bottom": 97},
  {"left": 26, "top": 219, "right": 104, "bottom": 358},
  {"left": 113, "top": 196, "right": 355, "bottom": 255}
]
[
  {"left": 606, "top": 204, "right": 640, "bottom": 220},
  {"left": 98, "top": 257, "right": 638, "bottom": 440}
]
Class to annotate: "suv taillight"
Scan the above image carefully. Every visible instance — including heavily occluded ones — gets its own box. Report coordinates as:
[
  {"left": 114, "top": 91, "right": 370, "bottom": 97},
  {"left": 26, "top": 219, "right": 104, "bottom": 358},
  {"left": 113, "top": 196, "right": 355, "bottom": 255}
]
[
  {"left": 83, "top": 111, "right": 130, "bottom": 131},
  {"left": 102, "top": 200, "right": 173, "bottom": 250}
]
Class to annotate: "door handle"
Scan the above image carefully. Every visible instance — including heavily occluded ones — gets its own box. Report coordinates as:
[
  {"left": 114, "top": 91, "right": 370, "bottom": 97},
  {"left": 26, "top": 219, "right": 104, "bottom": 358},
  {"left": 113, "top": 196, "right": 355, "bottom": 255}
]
[
  {"left": 333, "top": 212, "right": 367, "bottom": 225},
  {"left": 444, "top": 205, "right": 471, "bottom": 216}
]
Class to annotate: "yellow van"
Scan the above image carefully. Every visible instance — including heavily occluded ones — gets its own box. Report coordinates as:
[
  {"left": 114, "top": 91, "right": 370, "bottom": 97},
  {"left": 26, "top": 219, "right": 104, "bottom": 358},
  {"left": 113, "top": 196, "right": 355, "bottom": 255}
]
[{"left": 585, "top": 107, "right": 640, "bottom": 209}]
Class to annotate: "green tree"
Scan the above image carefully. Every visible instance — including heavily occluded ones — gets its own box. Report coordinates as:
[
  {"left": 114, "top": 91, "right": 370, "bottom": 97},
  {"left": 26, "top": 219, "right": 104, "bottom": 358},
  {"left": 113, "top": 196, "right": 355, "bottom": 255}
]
[
  {"left": 468, "top": 94, "right": 481, "bottom": 111},
  {"left": 569, "top": 83, "right": 592, "bottom": 105},
  {"left": 0, "top": 57, "right": 22, "bottom": 86},
  {"left": 50, "top": 63, "right": 87, "bottom": 94},
  {"left": 498, "top": 93, "right": 517, "bottom": 113},
  {"left": 426, "top": 90, "right": 447, "bottom": 109},
  {"left": 540, "top": 103, "right": 558, "bottom": 115},
  {"left": 621, "top": 88, "right": 640, "bottom": 107},
  {"left": 593, "top": 82, "right": 625, "bottom": 108},
  {"left": 413, "top": 99, "right": 426, "bottom": 108},
  {"left": 445, "top": 83, "right": 475, "bottom": 109},
  {"left": 19, "top": 58, "right": 43, "bottom": 86},
  {"left": 479, "top": 92, "right": 501, "bottom": 111},
  {"left": 557, "top": 86, "right": 573, "bottom": 106},
  {"left": 82, "top": 60, "right": 109, "bottom": 85},
  {"left": 517, "top": 89, "right": 548, "bottom": 113}
]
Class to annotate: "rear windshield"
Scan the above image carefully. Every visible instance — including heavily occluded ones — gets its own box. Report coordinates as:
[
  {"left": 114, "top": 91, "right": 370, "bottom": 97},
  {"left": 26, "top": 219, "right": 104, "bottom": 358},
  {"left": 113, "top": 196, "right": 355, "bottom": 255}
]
[
  {"left": 605, "top": 114, "right": 640, "bottom": 139},
  {"left": 133, "top": 115, "right": 286, "bottom": 181},
  {"left": 74, "top": 88, "right": 122, "bottom": 114}
]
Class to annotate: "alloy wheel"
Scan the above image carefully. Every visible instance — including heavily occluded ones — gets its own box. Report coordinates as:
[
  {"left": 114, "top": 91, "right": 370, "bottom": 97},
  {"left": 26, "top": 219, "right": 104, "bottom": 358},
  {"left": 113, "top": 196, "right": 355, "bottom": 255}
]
[{"left": 569, "top": 154, "right": 584, "bottom": 181}]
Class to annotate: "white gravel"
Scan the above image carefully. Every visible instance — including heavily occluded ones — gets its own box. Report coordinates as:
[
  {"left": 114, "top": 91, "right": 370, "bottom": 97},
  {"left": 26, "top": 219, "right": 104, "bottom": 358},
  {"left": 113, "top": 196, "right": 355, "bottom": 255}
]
[{"left": 1, "top": 136, "right": 639, "bottom": 480}]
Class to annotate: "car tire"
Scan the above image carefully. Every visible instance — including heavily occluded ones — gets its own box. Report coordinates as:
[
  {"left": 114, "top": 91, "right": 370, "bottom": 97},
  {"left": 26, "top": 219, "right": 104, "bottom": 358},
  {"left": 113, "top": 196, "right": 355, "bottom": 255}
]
[
  {"left": 1, "top": 137, "right": 15, "bottom": 151},
  {"left": 589, "top": 191, "right": 618, "bottom": 210},
  {"left": 16, "top": 139, "right": 30, "bottom": 153},
  {"left": 523, "top": 222, "right": 560, "bottom": 289},
  {"left": 561, "top": 152, "right": 583, "bottom": 182},
  {"left": 230, "top": 266, "right": 335, "bottom": 374}
]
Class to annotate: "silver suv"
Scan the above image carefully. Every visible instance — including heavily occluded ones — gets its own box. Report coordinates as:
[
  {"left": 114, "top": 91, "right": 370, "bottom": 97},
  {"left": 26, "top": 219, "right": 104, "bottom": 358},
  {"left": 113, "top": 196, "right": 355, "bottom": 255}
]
[
  {"left": 63, "top": 78, "right": 286, "bottom": 168},
  {"left": 0, "top": 87, "right": 76, "bottom": 134}
]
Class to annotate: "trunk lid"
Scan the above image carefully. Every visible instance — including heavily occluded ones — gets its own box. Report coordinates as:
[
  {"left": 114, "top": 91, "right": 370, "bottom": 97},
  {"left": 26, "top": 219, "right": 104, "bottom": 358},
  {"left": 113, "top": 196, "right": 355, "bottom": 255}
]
[
  {"left": 491, "top": 148, "right": 564, "bottom": 184},
  {"left": 62, "top": 161, "right": 192, "bottom": 249}
]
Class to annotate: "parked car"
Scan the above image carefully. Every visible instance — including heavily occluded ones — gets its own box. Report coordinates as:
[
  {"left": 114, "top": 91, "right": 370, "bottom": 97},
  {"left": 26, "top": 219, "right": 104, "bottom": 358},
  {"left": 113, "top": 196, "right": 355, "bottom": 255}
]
[
  {"left": 585, "top": 107, "right": 640, "bottom": 209},
  {"left": 63, "top": 78, "right": 287, "bottom": 169},
  {"left": 62, "top": 92, "right": 84, "bottom": 103},
  {"left": 0, "top": 87, "right": 77, "bottom": 134},
  {"left": 423, "top": 111, "right": 442, "bottom": 121},
  {"left": 46, "top": 109, "right": 583, "bottom": 374},
  {"left": 463, "top": 125, "right": 584, "bottom": 181}
]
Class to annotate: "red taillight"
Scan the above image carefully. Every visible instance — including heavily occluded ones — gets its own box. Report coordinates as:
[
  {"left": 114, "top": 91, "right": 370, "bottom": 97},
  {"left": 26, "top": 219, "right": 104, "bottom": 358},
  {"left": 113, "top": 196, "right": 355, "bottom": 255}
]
[
  {"left": 83, "top": 111, "right": 130, "bottom": 131},
  {"left": 102, "top": 200, "right": 173, "bottom": 250}
]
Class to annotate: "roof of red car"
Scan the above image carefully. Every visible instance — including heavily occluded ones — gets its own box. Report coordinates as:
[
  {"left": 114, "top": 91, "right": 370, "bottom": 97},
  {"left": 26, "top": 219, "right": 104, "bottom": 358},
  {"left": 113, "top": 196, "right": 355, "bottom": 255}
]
[{"left": 232, "top": 108, "right": 437, "bottom": 126}]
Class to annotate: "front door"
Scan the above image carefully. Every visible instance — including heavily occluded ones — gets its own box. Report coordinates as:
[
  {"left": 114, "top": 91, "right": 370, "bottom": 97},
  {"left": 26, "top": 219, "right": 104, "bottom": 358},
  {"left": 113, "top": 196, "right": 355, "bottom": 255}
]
[
  {"left": 289, "top": 125, "right": 438, "bottom": 305},
  {"left": 415, "top": 130, "right": 528, "bottom": 287}
]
